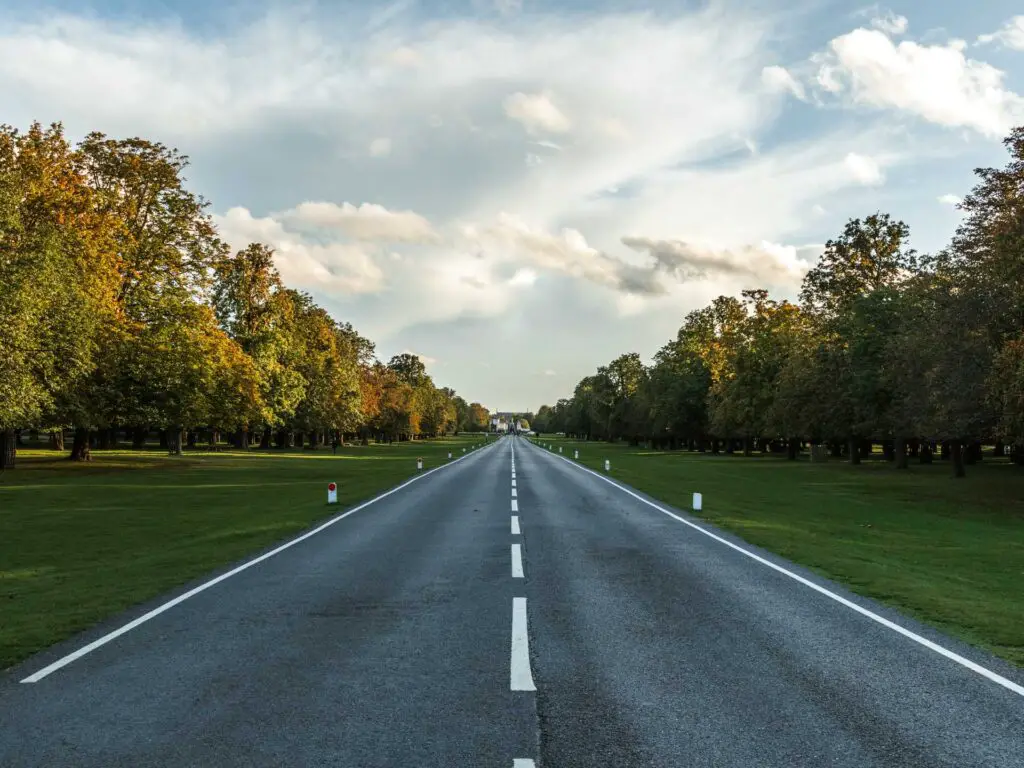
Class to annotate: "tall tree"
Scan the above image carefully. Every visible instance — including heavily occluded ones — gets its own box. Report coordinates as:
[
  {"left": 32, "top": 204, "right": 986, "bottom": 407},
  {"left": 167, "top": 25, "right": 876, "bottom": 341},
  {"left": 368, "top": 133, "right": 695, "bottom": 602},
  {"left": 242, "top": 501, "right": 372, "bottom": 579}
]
[{"left": 0, "top": 123, "right": 119, "bottom": 468}]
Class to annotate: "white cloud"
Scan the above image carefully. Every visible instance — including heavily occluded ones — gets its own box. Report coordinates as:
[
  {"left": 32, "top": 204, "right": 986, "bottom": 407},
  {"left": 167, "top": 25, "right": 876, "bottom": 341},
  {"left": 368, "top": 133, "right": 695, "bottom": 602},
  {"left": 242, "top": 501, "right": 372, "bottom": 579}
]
[
  {"left": 621, "top": 236, "right": 813, "bottom": 287},
  {"left": 401, "top": 349, "right": 437, "bottom": 365},
  {"left": 761, "top": 65, "right": 806, "bottom": 99},
  {"left": 503, "top": 91, "right": 572, "bottom": 135},
  {"left": 805, "top": 28, "right": 1024, "bottom": 138},
  {"left": 870, "top": 12, "right": 908, "bottom": 36},
  {"left": 460, "top": 214, "right": 665, "bottom": 294},
  {"left": 369, "top": 137, "right": 392, "bottom": 157},
  {"left": 543, "top": 369, "right": 556, "bottom": 376},
  {"left": 844, "top": 152, "right": 884, "bottom": 185},
  {"left": 938, "top": 193, "right": 962, "bottom": 206},
  {"left": 214, "top": 207, "right": 386, "bottom": 294},
  {"left": 509, "top": 268, "right": 538, "bottom": 286},
  {"left": 977, "top": 16, "right": 1024, "bottom": 50},
  {"left": 280, "top": 202, "right": 439, "bottom": 243}
]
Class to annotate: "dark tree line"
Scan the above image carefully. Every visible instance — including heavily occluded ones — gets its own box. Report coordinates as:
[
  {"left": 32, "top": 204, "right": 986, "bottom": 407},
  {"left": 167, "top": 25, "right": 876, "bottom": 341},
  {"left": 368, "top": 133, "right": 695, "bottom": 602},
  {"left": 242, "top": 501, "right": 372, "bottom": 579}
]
[
  {"left": 0, "top": 122, "right": 491, "bottom": 468},
  {"left": 532, "top": 127, "right": 1024, "bottom": 478}
]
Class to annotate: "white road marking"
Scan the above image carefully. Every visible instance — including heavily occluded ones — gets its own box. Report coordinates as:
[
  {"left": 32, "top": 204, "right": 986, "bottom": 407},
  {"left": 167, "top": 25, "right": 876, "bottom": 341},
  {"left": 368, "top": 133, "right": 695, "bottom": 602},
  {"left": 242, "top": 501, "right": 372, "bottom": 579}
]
[
  {"left": 511, "top": 544, "right": 524, "bottom": 578},
  {"left": 538, "top": 445, "right": 1024, "bottom": 699},
  {"left": 509, "top": 544, "right": 524, "bottom": 581},
  {"left": 511, "top": 516, "right": 521, "bottom": 535},
  {"left": 513, "top": 761, "right": 536, "bottom": 768},
  {"left": 512, "top": 472, "right": 516, "bottom": 480},
  {"left": 510, "top": 597, "right": 536, "bottom": 691},
  {"left": 511, "top": 499, "right": 519, "bottom": 512},
  {"left": 512, "top": 479, "right": 517, "bottom": 487},
  {"left": 20, "top": 445, "right": 489, "bottom": 684},
  {"left": 512, "top": 487, "right": 518, "bottom": 497}
]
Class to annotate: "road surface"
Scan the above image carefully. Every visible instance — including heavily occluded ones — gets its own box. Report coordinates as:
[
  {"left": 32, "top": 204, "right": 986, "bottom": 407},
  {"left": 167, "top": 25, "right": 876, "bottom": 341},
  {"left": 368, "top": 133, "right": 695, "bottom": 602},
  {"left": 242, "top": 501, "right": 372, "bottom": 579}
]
[{"left": 2, "top": 436, "right": 1022, "bottom": 766}]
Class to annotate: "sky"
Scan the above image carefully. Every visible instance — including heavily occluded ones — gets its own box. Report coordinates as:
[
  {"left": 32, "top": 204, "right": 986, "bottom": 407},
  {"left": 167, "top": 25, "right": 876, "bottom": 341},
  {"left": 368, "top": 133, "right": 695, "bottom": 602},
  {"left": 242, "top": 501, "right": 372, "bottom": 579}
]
[{"left": 2, "top": 0, "right": 1023, "bottom": 412}]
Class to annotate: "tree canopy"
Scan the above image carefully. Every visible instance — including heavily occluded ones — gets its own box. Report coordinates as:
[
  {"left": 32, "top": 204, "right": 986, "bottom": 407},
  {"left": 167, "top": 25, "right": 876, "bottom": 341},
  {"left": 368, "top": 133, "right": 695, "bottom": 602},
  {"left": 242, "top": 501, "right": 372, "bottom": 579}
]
[
  {"left": 0, "top": 121, "right": 487, "bottom": 467},
  {"left": 535, "top": 125, "right": 1024, "bottom": 477}
]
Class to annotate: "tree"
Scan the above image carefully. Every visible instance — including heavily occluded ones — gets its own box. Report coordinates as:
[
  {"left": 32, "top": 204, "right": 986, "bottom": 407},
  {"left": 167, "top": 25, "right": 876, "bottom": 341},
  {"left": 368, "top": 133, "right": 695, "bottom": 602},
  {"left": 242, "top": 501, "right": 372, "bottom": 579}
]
[
  {"left": 800, "top": 212, "right": 917, "bottom": 318},
  {"left": 213, "top": 243, "right": 305, "bottom": 446},
  {"left": 0, "top": 122, "right": 119, "bottom": 468},
  {"left": 388, "top": 353, "right": 428, "bottom": 387},
  {"left": 468, "top": 402, "right": 490, "bottom": 431}
]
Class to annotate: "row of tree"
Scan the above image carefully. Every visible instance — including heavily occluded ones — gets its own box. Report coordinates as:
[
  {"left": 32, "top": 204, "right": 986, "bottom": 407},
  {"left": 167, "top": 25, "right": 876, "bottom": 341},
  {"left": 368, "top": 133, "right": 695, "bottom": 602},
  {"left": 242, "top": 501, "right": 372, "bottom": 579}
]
[
  {"left": 0, "top": 122, "right": 491, "bottom": 469},
  {"left": 532, "top": 126, "right": 1024, "bottom": 477}
]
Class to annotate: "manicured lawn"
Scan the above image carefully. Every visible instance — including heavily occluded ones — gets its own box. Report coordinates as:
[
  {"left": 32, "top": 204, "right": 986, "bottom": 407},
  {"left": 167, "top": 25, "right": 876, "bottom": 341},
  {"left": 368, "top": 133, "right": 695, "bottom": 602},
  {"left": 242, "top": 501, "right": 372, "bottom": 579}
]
[
  {"left": 532, "top": 436, "right": 1024, "bottom": 667},
  {"left": 0, "top": 435, "right": 490, "bottom": 670}
]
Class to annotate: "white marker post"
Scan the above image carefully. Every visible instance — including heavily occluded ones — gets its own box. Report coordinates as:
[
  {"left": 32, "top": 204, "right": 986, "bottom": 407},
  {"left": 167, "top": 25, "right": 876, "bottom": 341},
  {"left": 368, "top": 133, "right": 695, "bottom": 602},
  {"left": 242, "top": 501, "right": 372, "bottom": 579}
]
[
  {"left": 559, "top": 447, "right": 563, "bottom": 454},
  {"left": 574, "top": 450, "right": 579, "bottom": 459},
  {"left": 448, "top": 451, "right": 452, "bottom": 459},
  {"left": 693, "top": 492, "right": 703, "bottom": 511},
  {"left": 604, "top": 459, "right": 611, "bottom": 472},
  {"left": 417, "top": 457, "right": 423, "bottom": 470},
  {"left": 327, "top": 482, "right": 338, "bottom": 505},
  {"left": 463, "top": 447, "right": 466, "bottom": 453}
]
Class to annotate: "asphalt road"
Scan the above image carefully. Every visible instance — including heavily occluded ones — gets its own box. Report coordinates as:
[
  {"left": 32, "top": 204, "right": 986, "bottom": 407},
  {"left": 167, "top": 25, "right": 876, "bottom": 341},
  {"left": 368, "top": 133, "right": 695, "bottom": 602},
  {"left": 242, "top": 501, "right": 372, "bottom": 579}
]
[{"left": 2, "top": 435, "right": 1023, "bottom": 766}]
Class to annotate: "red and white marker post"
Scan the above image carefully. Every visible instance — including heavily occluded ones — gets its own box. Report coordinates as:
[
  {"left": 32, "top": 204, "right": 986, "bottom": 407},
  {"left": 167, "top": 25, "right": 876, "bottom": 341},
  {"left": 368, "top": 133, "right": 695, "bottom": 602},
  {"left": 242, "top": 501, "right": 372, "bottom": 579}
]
[{"left": 327, "top": 482, "right": 338, "bottom": 504}]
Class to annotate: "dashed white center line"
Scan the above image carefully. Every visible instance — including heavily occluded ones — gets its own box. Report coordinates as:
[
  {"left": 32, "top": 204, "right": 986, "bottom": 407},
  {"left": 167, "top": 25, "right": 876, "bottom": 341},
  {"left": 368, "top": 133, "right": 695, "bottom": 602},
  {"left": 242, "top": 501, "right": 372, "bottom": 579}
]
[
  {"left": 512, "top": 479, "right": 517, "bottom": 487},
  {"left": 511, "top": 515, "right": 520, "bottom": 535},
  {"left": 510, "top": 597, "right": 536, "bottom": 691},
  {"left": 511, "top": 543, "right": 524, "bottom": 577},
  {"left": 511, "top": 499, "right": 519, "bottom": 512},
  {"left": 511, "top": 487, "right": 518, "bottom": 497},
  {"left": 513, "top": 760, "right": 536, "bottom": 768}
]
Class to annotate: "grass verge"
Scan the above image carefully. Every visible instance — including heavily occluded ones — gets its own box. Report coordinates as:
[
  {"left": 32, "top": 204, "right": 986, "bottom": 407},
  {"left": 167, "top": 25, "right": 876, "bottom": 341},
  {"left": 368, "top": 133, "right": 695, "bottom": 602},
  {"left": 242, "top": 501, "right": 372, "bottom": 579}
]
[
  {"left": 531, "top": 436, "right": 1024, "bottom": 667},
  {"left": 0, "top": 435, "right": 491, "bottom": 670}
]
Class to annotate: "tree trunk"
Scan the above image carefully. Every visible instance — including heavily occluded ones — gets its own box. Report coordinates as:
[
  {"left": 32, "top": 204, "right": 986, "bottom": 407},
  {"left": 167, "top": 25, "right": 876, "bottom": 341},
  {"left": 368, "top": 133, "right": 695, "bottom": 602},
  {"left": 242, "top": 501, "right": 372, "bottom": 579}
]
[
  {"left": 848, "top": 436, "right": 860, "bottom": 465},
  {"left": 920, "top": 443, "right": 933, "bottom": 464},
  {"left": 994, "top": 441, "right": 1005, "bottom": 457},
  {"left": 131, "top": 427, "right": 147, "bottom": 449},
  {"left": 260, "top": 427, "right": 271, "bottom": 449},
  {"left": 882, "top": 439, "right": 894, "bottom": 461},
  {"left": 159, "top": 430, "right": 168, "bottom": 449},
  {"left": 786, "top": 438, "right": 798, "bottom": 460},
  {"left": 1013, "top": 442, "right": 1024, "bottom": 466},
  {"left": 830, "top": 441, "right": 842, "bottom": 458},
  {"left": 186, "top": 430, "right": 198, "bottom": 449},
  {"left": 894, "top": 436, "right": 908, "bottom": 469},
  {"left": 1, "top": 429, "right": 16, "bottom": 469},
  {"left": 167, "top": 428, "right": 183, "bottom": 455},
  {"left": 742, "top": 436, "right": 752, "bottom": 457},
  {"left": 209, "top": 429, "right": 220, "bottom": 447},
  {"left": 950, "top": 439, "right": 966, "bottom": 478},
  {"left": 49, "top": 429, "right": 65, "bottom": 451},
  {"left": 239, "top": 427, "right": 250, "bottom": 450},
  {"left": 70, "top": 428, "right": 92, "bottom": 461}
]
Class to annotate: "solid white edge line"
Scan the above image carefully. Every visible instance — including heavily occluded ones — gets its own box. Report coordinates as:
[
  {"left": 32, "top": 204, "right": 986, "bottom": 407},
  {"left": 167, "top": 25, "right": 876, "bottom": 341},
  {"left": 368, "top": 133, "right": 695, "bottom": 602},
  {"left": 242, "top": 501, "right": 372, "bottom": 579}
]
[
  {"left": 538, "top": 443, "right": 1024, "bottom": 699},
  {"left": 511, "top": 597, "right": 536, "bottom": 691},
  {"left": 20, "top": 442, "right": 494, "bottom": 684},
  {"left": 513, "top": 760, "right": 536, "bottom": 768},
  {"left": 511, "top": 543, "right": 524, "bottom": 578},
  {"left": 511, "top": 499, "right": 519, "bottom": 512},
  {"left": 511, "top": 516, "right": 521, "bottom": 535}
]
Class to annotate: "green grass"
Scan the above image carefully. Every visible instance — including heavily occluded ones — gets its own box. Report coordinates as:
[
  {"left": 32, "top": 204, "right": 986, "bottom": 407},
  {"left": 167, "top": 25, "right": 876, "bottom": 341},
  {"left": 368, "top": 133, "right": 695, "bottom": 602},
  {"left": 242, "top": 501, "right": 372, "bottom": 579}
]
[
  {"left": 532, "top": 436, "right": 1024, "bottom": 667},
  {"left": 0, "top": 435, "right": 492, "bottom": 670}
]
